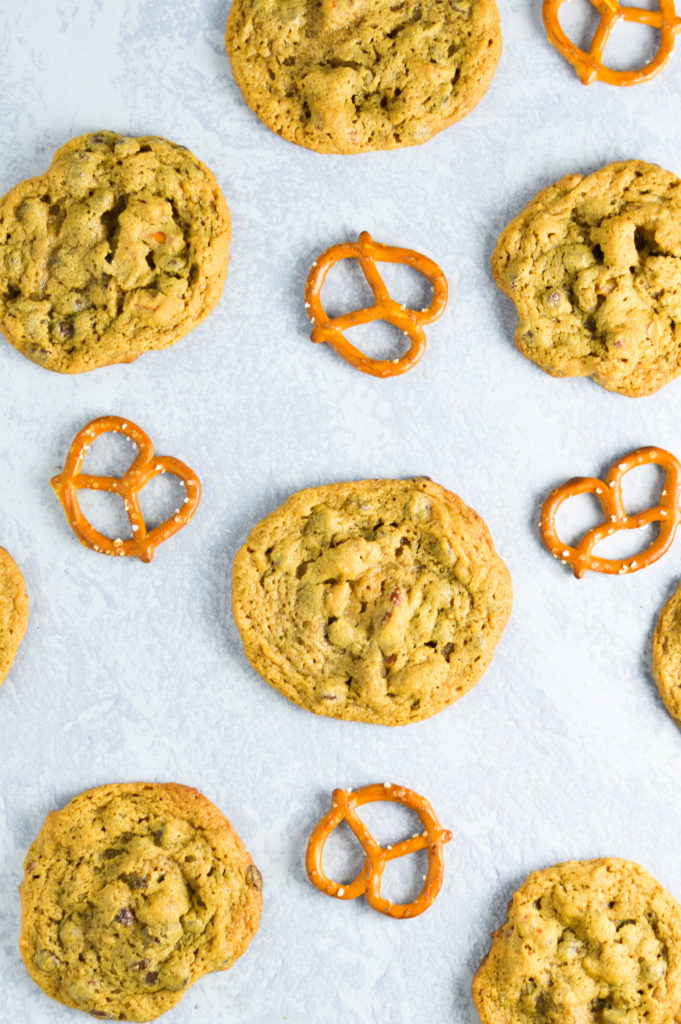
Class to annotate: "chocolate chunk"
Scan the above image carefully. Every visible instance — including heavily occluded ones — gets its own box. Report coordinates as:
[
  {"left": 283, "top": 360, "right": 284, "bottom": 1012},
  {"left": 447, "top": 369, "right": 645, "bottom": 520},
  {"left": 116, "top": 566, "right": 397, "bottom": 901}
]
[
  {"left": 120, "top": 873, "right": 149, "bottom": 890},
  {"left": 115, "top": 908, "right": 134, "bottom": 927},
  {"left": 246, "top": 864, "right": 263, "bottom": 891}
]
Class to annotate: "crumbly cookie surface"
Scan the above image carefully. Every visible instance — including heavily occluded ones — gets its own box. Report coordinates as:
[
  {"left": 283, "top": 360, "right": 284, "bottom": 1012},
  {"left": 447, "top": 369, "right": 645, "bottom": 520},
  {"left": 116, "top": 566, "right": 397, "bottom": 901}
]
[
  {"left": 472, "top": 858, "right": 681, "bottom": 1024},
  {"left": 0, "top": 131, "right": 231, "bottom": 373},
  {"left": 0, "top": 545, "right": 28, "bottom": 685},
  {"left": 492, "top": 161, "right": 681, "bottom": 397},
  {"left": 20, "top": 782, "right": 262, "bottom": 1022},
  {"left": 231, "top": 477, "right": 512, "bottom": 725},
  {"left": 225, "top": 0, "right": 501, "bottom": 154},
  {"left": 652, "top": 580, "right": 681, "bottom": 728}
]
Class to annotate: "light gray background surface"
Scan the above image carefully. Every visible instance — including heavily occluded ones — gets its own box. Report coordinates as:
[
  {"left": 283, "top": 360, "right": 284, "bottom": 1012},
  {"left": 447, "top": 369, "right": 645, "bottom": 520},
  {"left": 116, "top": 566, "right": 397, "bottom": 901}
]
[{"left": 1, "top": 1, "right": 681, "bottom": 1021}]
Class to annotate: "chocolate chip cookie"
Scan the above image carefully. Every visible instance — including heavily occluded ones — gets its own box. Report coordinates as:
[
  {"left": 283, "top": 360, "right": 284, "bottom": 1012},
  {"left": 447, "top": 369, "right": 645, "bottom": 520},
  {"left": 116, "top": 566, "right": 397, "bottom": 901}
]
[
  {"left": 652, "top": 580, "right": 681, "bottom": 729},
  {"left": 231, "top": 477, "right": 512, "bottom": 725},
  {"left": 492, "top": 161, "right": 681, "bottom": 397},
  {"left": 0, "top": 546, "right": 28, "bottom": 686},
  {"left": 0, "top": 132, "right": 231, "bottom": 373},
  {"left": 225, "top": 0, "right": 502, "bottom": 154},
  {"left": 20, "top": 782, "right": 262, "bottom": 1021},
  {"left": 472, "top": 858, "right": 681, "bottom": 1024}
]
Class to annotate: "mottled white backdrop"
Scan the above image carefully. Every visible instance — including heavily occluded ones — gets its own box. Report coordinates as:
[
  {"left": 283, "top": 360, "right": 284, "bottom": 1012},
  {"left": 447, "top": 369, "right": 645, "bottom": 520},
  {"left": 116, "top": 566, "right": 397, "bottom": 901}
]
[{"left": 1, "top": 1, "right": 681, "bottom": 1022}]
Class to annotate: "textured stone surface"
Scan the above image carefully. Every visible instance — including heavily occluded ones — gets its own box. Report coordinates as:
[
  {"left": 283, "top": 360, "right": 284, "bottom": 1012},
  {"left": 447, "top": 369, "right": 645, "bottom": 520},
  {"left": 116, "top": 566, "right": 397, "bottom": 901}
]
[{"left": 2, "top": 2, "right": 681, "bottom": 1023}]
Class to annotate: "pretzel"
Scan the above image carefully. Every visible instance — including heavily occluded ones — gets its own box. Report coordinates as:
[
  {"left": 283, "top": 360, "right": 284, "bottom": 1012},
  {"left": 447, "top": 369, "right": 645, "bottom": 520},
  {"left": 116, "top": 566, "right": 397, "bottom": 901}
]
[
  {"left": 305, "top": 782, "right": 452, "bottom": 919},
  {"left": 50, "top": 416, "right": 202, "bottom": 562},
  {"left": 304, "top": 231, "right": 448, "bottom": 378},
  {"left": 542, "top": 0, "right": 681, "bottom": 86},
  {"left": 540, "top": 446, "right": 681, "bottom": 578}
]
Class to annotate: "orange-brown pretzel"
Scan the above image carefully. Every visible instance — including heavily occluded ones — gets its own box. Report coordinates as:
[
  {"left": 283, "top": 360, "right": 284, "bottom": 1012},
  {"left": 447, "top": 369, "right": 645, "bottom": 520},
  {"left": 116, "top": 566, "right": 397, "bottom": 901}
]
[
  {"left": 50, "top": 416, "right": 202, "bottom": 562},
  {"left": 540, "top": 446, "right": 681, "bottom": 578},
  {"left": 543, "top": 0, "right": 681, "bottom": 85},
  {"left": 305, "top": 783, "right": 452, "bottom": 919},
  {"left": 304, "top": 231, "right": 448, "bottom": 378}
]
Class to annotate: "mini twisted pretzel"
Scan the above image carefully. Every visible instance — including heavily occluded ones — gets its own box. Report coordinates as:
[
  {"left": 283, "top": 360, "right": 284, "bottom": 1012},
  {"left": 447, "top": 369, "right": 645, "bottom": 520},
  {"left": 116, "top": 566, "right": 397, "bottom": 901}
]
[
  {"left": 304, "top": 231, "right": 448, "bottom": 378},
  {"left": 305, "top": 783, "right": 452, "bottom": 919},
  {"left": 540, "top": 446, "right": 681, "bottom": 578},
  {"left": 51, "top": 416, "right": 202, "bottom": 562},
  {"left": 543, "top": 0, "right": 681, "bottom": 85}
]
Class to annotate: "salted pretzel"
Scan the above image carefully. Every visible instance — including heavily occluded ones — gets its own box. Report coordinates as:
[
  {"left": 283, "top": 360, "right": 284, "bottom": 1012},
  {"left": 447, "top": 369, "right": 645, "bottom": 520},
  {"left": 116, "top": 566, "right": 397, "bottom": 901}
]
[
  {"left": 304, "top": 231, "right": 448, "bottom": 378},
  {"left": 540, "top": 446, "right": 681, "bottom": 578},
  {"left": 305, "top": 782, "right": 452, "bottom": 919},
  {"left": 543, "top": 0, "right": 681, "bottom": 86},
  {"left": 50, "top": 416, "right": 202, "bottom": 562}
]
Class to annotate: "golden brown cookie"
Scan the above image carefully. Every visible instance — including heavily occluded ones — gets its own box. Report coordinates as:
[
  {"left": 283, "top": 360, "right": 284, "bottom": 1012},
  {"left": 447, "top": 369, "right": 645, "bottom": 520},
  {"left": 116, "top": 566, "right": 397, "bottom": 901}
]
[
  {"left": 20, "top": 782, "right": 262, "bottom": 1022},
  {"left": 231, "top": 477, "right": 512, "bottom": 725},
  {"left": 652, "top": 580, "right": 681, "bottom": 728},
  {"left": 472, "top": 858, "right": 681, "bottom": 1024},
  {"left": 0, "top": 545, "right": 28, "bottom": 686},
  {"left": 492, "top": 160, "right": 681, "bottom": 397},
  {"left": 225, "top": 0, "right": 502, "bottom": 154},
  {"left": 0, "top": 131, "right": 231, "bottom": 373}
]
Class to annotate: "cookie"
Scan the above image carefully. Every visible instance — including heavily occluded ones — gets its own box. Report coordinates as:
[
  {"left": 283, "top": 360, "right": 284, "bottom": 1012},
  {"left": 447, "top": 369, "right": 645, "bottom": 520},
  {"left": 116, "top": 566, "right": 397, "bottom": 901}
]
[
  {"left": 231, "top": 477, "right": 512, "bottom": 725},
  {"left": 472, "top": 858, "right": 681, "bottom": 1024},
  {"left": 0, "top": 131, "right": 231, "bottom": 373},
  {"left": 225, "top": 0, "right": 501, "bottom": 154},
  {"left": 20, "top": 782, "right": 262, "bottom": 1022},
  {"left": 492, "top": 160, "right": 681, "bottom": 397},
  {"left": 0, "top": 546, "right": 28, "bottom": 686},
  {"left": 652, "top": 580, "right": 681, "bottom": 728}
]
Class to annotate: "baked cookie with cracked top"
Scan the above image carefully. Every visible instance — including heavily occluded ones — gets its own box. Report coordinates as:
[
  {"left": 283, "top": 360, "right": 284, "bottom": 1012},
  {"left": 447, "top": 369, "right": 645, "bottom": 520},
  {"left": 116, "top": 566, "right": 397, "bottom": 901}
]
[
  {"left": 652, "top": 580, "right": 681, "bottom": 729},
  {"left": 231, "top": 477, "right": 512, "bottom": 725},
  {"left": 0, "top": 545, "right": 28, "bottom": 686},
  {"left": 0, "top": 131, "right": 231, "bottom": 373},
  {"left": 492, "top": 161, "right": 681, "bottom": 397},
  {"left": 472, "top": 858, "right": 681, "bottom": 1024},
  {"left": 20, "top": 782, "right": 262, "bottom": 1022},
  {"left": 225, "top": 0, "right": 501, "bottom": 154}
]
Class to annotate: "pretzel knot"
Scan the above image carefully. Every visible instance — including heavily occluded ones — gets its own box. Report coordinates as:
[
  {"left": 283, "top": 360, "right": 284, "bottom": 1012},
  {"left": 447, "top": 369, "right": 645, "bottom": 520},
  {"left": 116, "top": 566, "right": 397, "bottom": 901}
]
[
  {"left": 50, "top": 416, "right": 202, "bottom": 562},
  {"left": 543, "top": 0, "right": 681, "bottom": 85},
  {"left": 304, "top": 231, "right": 448, "bottom": 378},
  {"left": 305, "top": 783, "right": 452, "bottom": 919},
  {"left": 540, "top": 446, "right": 681, "bottom": 578}
]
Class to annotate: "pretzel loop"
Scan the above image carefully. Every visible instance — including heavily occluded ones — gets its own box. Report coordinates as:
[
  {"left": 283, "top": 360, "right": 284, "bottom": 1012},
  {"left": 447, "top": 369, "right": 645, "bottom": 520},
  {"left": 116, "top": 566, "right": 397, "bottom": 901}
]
[
  {"left": 305, "top": 783, "right": 452, "bottom": 919},
  {"left": 51, "top": 416, "right": 202, "bottom": 562},
  {"left": 539, "top": 446, "right": 681, "bottom": 578},
  {"left": 543, "top": 0, "right": 681, "bottom": 85},
  {"left": 305, "top": 231, "right": 448, "bottom": 378}
]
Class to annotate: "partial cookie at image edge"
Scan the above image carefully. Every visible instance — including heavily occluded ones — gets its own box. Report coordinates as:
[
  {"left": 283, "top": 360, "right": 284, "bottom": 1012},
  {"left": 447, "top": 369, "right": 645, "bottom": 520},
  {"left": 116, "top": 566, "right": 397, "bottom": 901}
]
[
  {"left": 0, "top": 545, "right": 28, "bottom": 686},
  {"left": 472, "top": 857, "right": 681, "bottom": 1024}
]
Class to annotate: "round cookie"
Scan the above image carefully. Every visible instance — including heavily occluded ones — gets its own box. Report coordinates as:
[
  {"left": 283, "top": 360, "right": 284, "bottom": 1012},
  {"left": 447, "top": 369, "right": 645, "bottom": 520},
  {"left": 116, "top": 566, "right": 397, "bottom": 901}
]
[
  {"left": 231, "top": 477, "right": 512, "bottom": 725},
  {"left": 472, "top": 858, "right": 681, "bottom": 1024},
  {"left": 0, "top": 131, "right": 231, "bottom": 373},
  {"left": 0, "top": 545, "right": 28, "bottom": 685},
  {"left": 225, "top": 0, "right": 501, "bottom": 154},
  {"left": 20, "top": 782, "right": 262, "bottom": 1022},
  {"left": 492, "top": 160, "right": 681, "bottom": 397},
  {"left": 652, "top": 580, "right": 681, "bottom": 728}
]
